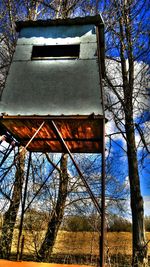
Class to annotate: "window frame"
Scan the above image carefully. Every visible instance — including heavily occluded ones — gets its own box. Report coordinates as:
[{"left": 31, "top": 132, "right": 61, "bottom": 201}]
[{"left": 31, "top": 44, "right": 80, "bottom": 60}]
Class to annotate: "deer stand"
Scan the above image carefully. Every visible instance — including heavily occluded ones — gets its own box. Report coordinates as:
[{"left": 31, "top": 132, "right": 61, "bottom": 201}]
[{"left": 0, "top": 15, "right": 106, "bottom": 266}]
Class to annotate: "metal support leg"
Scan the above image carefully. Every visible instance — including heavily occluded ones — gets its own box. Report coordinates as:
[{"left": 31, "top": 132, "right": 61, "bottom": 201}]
[
  {"left": 0, "top": 150, "right": 20, "bottom": 184},
  {"left": 0, "top": 121, "right": 45, "bottom": 183},
  {"left": 0, "top": 146, "right": 14, "bottom": 168},
  {"left": 24, "top": 156, "right": 62, "bottom": 213},
  {"left": 100, "top": 118, "right": 106, "bottom": 267},
  {"left": 24, "top": 121, "right": 45, "bottom": 150},
  {"left": 16, "top": 152, "right": 32, "bottom": 261},
  {"left": 51, "top": 120, "right": 102, "bottom": 215}
]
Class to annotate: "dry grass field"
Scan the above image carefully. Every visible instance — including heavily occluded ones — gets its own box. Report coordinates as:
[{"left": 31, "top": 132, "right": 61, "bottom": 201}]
[{"left": 11, "top": 230, "right": 150, "bottom": 257}]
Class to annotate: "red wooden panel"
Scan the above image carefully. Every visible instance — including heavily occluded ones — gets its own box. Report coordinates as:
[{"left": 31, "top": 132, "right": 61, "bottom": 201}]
[{"left": 0, "top": 116, "right": 104, "bottom": 153}]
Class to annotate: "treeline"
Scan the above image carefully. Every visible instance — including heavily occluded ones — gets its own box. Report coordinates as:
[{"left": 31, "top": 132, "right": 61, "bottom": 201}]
[
  {"left": 1, "top": 211, "right": 149, "bottom": 232},
  {"left": 63, "top": 215, "right": 150, "bottom": 232}
]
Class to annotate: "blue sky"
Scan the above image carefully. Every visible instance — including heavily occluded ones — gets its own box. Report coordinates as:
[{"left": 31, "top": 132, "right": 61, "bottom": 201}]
[
  {"left": 106, "top": 114, "right": 150, "bottom": 216},
  {"left": 0, "top": 0, "right": 149, "bottom": 217}
]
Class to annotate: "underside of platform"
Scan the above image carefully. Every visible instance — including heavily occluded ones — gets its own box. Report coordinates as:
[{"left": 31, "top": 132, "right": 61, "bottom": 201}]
[{"left": 0, "top": 115, "right": 104, "bottom": 153}]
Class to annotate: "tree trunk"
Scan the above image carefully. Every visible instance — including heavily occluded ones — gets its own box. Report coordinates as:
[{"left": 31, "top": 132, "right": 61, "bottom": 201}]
[
  {"left": 118, "top": 4, "right": 148, "bottom": 263},
  {"left": 38, "top": 154, "right": 69, "bottom": 261},
  {"left": 125, "top": 114, "right": 148, "bottom": 266},
  {"left": 0, "top": 149, "right": 25, "bottom": 259}
]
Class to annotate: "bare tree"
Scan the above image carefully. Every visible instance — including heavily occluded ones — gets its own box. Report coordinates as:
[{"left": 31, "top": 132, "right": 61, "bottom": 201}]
[
  {"left": 0, "top": 149, "right": 25, "bottom": 259},
  {"left": 100, "top": 1, "right": 149, "bottom": 266},
  {"left": 38, "top": 154, "right": 69, "bottom": 261},
  {"left": 0, "top": 1, "right": 149, "bottom": 265}
]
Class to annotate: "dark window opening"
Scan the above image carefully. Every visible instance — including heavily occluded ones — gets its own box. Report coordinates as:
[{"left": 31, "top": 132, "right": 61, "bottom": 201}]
[{"left": 31, "top": 44, "right": 80, "bottom": 59}]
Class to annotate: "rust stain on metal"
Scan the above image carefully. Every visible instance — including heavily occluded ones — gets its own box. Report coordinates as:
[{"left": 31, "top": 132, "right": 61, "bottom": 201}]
[{"left": 0, "top": 117, "right": 103, "bottom": 153}]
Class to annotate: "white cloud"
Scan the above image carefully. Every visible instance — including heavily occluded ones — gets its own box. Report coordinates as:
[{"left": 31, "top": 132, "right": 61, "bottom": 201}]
[
  {"left": 124, "top": 194, "right": 150, "bottom": 217},
  {"left": 144, "top": 196, "right": 150, "bottom": 216},
  {"left": 121, "top": 194, "right": 150, "bottom": 221}
]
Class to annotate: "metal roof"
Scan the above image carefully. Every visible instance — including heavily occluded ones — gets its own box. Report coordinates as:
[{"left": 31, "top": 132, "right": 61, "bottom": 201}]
[{"left": 15, "top": 15, "right": 104, "bottom": 30}]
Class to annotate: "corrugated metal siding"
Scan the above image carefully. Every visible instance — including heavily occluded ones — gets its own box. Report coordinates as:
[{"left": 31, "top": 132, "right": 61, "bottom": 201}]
[
  {"left": 0, "top": 24, "right": 102, "bottom": 116},
  {"left": 19, "top": 25, "right": 96, "bottom": 38},
  {"left": 13, "top": 42, "right": 97, "bottom": 61},
  {"left": 17, "top": 34, "right": 96, "bottom": 44},
  {"left": 1, "top": 60, "right": 102, "bottom": 115}
]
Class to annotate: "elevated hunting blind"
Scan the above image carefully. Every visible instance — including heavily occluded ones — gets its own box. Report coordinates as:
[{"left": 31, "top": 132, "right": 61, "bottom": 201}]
[
  {"left": 0, "top": 15, "right": 105, "bottom": 153},
  {"left": 0, "top": 15, "right": 106, "bottom": 267}
]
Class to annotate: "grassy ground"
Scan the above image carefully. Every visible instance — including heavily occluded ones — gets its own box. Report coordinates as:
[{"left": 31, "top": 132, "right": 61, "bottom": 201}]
[{"left": 11, "top": 230, "right": 150, "bottom": 257}]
